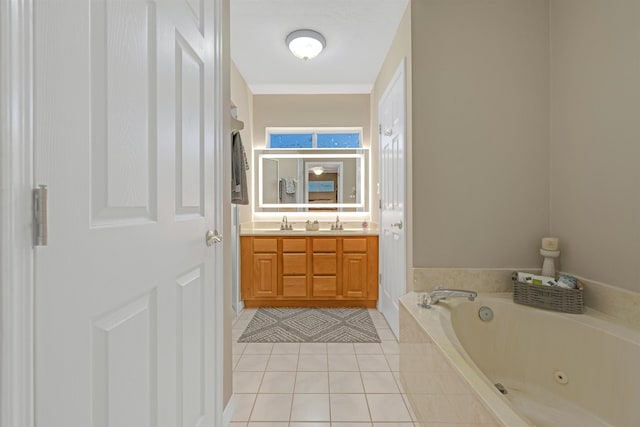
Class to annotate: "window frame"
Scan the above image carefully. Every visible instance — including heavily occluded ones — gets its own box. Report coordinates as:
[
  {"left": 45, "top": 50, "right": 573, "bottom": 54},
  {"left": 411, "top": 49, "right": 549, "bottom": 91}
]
[{"left": 265, "top": 127, "right": 363, "bottom": 149}]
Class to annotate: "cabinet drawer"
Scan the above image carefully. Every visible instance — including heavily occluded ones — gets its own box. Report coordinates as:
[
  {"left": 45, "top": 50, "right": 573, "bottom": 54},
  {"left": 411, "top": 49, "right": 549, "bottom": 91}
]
[
  {"left": 313, "top": 254, "right": 336, "bottom": 275},
  {"left": 343, "top": 238, "right": 367, "bottom": 253},
  {"left": 312, "top": 238, "right": 337, "bottom": 253},
  {"left": 312, "top": 276, "right": 336, "bottom": 297},
  {"left": 253, "top": 238, "right": 277, "bottom": 253},
  {"left": 282, "top": 253, "right": 307, "bottom": 275},
  {"left": 283, "top": 276, "right": 307, "bottom": 297},
  {"left": 282, "top": 238, "right": 307, "bottom": 253}
]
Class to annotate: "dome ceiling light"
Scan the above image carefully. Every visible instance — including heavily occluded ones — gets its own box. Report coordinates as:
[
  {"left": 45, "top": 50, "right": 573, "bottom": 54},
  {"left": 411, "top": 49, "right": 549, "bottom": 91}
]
[{"left": 286, "top": 29, "right": 326, "bottom": 60}]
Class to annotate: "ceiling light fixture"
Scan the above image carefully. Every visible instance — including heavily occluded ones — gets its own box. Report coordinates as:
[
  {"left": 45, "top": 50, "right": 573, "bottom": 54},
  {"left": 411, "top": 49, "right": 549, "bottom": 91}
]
[
  {"left": 311, "top": 166, "right": 324, "bottom": 175},
  {"left": 286, "top": 29, "right": 326, "bottom": 60}
]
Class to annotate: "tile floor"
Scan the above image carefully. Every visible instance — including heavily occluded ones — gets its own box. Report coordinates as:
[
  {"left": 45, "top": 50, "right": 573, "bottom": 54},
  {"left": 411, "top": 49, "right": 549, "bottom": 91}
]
[{"left": 231, "top": 308, "right": 419, "bottom": 427}]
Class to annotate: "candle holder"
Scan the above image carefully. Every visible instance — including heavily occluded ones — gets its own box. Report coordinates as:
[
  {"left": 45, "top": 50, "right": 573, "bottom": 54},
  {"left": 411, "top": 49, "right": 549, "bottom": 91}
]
[{"left": 540, "top": 248, "right": 560, "bottom": 277}]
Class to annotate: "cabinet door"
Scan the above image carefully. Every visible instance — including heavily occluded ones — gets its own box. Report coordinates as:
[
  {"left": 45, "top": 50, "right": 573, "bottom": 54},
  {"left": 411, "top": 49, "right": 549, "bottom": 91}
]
[
  {"left": 253, "top": 254, "right": 278, "bottom": 297},
  {"left": 342, "top": 254, "right": 368, "bottom": 298}
]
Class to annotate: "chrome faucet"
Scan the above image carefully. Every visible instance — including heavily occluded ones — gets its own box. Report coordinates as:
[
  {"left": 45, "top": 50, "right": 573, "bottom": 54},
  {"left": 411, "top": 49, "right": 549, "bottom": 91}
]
[
  {"left": 280, "top": 215, "right": 292, "bottom": 230},
  {"left": 330, "top": 216, "right": 343, "bottom": 231},
  {"left": 419, "top": 287, "right": 477, "bottom": 308}
]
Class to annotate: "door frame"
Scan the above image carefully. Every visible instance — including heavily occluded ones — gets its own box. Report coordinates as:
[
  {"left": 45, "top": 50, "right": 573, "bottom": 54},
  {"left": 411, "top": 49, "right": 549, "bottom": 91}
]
[
  {"left": 0, "top": 0, "right": 228, "bottom": 425},
  {"left": 1, "top": 0, "right": 35, "bottom": 426}
]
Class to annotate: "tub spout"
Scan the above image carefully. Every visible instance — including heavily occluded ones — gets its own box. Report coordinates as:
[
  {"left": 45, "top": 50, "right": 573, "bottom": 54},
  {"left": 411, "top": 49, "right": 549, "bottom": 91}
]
[{"left": 419, "top": 288, "right": 477, "bottom": 308}]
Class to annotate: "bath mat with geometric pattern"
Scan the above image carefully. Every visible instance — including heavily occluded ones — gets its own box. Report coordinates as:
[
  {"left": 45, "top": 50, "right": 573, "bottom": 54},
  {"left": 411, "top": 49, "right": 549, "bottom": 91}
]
[{"left": 237, "top": 308, "right": 381, "bottom": 343}]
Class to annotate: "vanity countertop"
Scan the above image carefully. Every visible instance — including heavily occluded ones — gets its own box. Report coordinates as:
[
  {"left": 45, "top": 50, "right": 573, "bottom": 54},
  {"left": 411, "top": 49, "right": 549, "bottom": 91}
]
[{"left": 240, "top": 224, "right": 379, "bottom": 236}]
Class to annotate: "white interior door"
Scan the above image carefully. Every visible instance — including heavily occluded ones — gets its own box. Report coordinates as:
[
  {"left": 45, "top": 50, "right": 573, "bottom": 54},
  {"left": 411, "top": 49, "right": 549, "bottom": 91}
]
[
  {"left": 378, "top": 60, "right": 407, "bottom": 338},
  {"left": 33, "top": 1, "right": 223, "bottom": 426}
]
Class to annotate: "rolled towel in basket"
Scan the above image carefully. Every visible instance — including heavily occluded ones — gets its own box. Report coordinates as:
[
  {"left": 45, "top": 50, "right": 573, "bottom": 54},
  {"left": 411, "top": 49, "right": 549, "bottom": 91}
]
[{"left": 557, "top": 274, "right": 578, "bottom": 289}]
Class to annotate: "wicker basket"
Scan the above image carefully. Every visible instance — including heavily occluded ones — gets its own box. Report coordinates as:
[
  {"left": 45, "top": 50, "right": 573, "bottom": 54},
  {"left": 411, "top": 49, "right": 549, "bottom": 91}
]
[{"left": 512, "top": 273, "right": 584, "bottom": 314}]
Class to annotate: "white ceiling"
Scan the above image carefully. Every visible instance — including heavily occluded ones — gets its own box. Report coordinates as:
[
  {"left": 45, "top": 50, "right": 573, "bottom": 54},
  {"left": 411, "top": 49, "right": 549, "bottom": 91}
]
[{"left": 230, "top": 0, "right": 409, "bottom": 94}]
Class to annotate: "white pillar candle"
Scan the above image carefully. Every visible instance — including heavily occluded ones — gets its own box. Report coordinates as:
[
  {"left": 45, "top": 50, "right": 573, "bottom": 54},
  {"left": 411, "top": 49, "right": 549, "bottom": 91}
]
[{"left": 541, "top": 237, "right": 559, "bottom": 251}]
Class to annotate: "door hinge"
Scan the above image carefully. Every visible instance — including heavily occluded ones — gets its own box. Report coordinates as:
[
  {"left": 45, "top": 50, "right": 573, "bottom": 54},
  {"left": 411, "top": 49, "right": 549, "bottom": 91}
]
[
  {"left": 378, "top": 124, "right": 382, "bottom": 135},
  {"left": 379, "top": 199, "right": 382, "bottom": 209},
  {"left": 34, "top": 185, "right": 48, "bottom": 246},
  {"left": 379, "top": 273, "right": 382, "bottom": 284}
]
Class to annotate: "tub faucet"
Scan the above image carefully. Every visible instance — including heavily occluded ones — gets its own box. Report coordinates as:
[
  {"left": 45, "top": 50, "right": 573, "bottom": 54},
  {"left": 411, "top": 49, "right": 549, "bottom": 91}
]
[{"left": 419, "top": 288, "right": 477, "bottom": 308}]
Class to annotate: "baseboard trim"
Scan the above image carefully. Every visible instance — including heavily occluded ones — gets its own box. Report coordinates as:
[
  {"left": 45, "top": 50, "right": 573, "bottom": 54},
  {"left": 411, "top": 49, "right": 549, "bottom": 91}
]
[{"left": 222, "top": 394, "right": 235, "bottom": 426}]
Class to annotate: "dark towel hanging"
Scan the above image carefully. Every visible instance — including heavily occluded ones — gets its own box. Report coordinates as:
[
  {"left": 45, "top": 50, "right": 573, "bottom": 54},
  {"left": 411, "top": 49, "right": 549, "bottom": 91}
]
[{"left": 231, "top": 131, "right": 249, "bottom": 205}]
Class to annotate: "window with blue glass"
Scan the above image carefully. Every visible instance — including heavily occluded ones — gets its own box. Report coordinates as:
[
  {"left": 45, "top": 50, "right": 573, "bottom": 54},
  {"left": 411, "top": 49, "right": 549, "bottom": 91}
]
[
  {"left": 317, "top": 133, "right": 360, "bottom": 148},
  {"left": 267, "top": 128, "right": 362, "bottom": 149},
  {"left": 269, "top": 133, "right": 313, "bottom": 148}
]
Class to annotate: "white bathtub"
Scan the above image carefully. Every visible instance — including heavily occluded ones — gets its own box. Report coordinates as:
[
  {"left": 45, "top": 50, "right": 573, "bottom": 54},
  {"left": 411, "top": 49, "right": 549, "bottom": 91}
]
[{"left": 399, "top": 292, "right": 640, "bottom": 427}]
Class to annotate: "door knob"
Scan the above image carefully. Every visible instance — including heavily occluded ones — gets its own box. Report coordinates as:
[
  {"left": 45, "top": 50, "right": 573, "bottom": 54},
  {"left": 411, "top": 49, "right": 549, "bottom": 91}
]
[
  {"left": 206, "top": 230, "right": 222, "bottom": 246},
  {"left": 391, "top": 221, "right": 403, "bottom": 230}
]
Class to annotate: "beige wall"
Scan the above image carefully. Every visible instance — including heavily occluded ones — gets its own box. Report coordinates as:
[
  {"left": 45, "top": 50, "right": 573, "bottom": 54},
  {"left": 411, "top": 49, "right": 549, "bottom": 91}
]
[
  {"left": 371, "top": 4, "right": 412, "bottom": 278},
  {"left": 410, "top": 0, "right": 550, "bottom": 270},
  {"left": 230, "top": 61, "right": 254, "bottom": 224},
  {"left": 550, "top": 0, "right": 640, "bottom": 292},
  {"left": 252, "top": 94, "right": 371, "bottom": 148}
]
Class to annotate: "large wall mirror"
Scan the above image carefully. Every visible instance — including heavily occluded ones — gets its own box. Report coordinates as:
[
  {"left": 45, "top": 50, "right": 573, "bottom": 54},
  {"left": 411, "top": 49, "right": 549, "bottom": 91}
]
[{"left": 255, "top": 148, "right": 369, "bottom": 213}]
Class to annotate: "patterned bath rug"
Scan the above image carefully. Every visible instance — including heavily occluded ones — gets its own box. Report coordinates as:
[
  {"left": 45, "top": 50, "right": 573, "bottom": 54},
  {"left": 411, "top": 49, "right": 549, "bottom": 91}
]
[{"left": 237, "top": 308, "right": 381, "bottom": 343}]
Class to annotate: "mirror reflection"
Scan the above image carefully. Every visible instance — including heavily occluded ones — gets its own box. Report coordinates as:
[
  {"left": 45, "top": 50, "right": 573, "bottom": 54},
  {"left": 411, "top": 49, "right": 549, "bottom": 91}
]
[{"left": 256, "top": 149, "right": 368, "bottom": 213}]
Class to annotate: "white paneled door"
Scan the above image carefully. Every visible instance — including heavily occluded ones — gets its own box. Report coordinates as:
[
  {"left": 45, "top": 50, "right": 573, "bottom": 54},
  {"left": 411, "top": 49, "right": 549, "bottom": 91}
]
[
  {"left": 378, "top": 60, "right": 407, "bottom": 338},
  {"left": 34, "top": 1, "right": 223, "bottom": 426}
]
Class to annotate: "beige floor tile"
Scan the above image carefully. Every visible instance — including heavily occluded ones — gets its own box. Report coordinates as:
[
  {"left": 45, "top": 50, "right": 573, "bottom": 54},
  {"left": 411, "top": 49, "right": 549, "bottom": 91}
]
[
  {"left": 271, "top": 342, "right": 300, "bottom": 354},
  {"left": 246, "top": 423, "right": 288, "bottom": 427},
  {"left": 354, "top": 343, "right": 383, "bottom": 354},
  {"left": 233, "top": 355, "right": 241, "bottom": 370},
  {"left": 367, "top": 394, "right": 412, "bottom": 422},
  {"left": 233, "top": 342, "right": 247, "bottom": 355},
  {"left": 357, "top": 354, "right": 390, "bottom": 371},
  {"left": 372, "top": 423, "right": 415, "bottom": 427},
  {"left": 294, "top": 371, "right": 329, "bottom": 393},
  {"left": 250, "top": 394, "right": 293, "bottom": 422},
  {"left": 231, "top": 394, "right": 256, "bottom": 422},
  {"left": 290, "top": 393, "right": 330, "bottom": 422},
  {"left": 393, "top": 371, "right": 406, "bottom": 393},
  {"left": 327, "top": 343, "right": 355, "bottom": 354},
  {"left": 259, "top": 371, "right": 296, "bottom": 393},
  {"left": 297, "top": 353, "right": 328, "bottom": 371},
  {"left": 244, "top": 343, "right": 274, "bottom": 355},
  {"left": 361, "top": 371, "right": 400, "bottom": 393},
  {"left": 401, "top": 394, "right": 418, "bottom": 422},
  {"left": 377, "top": 328, "right": 398, "bottom": 342},
  {"left": 328, "top": 371, "right": 363, "bottom": 393},
  {"left": 289, "top": 423, "right": 330, "bottom": 427},
  {"left": 332, "top": 423, "right": 373, "bottom": 427},
  {"left": 300, "top": 343, "right": 327, "bottom": 354},
  {"left": 266, "top": 354, "right": 299, "bottom": 371},
  {"left": 386, "top": 354, "right": 400, "bottom": 372},
  {"left": 229, "top": 422, "right": 247, "bottom": 427},
  {"left": 381, "top": 341, "right": 400, "bottom": 355},
  {"left": 371, "top": 317, "right": 390, "bottom": 329},
  {"left": 329, "top": 394, "right": 371, "bottom": 422},
  {"left": 233, "top": 320, "right": 251, "bottom": 331},
  {"left": 236, "top": 354, "right": 270, "bottom": 372},
  {"left": 233, "top": 371, "right": 264, "bottom": 394},
  {"left": 328, "top": 354, "right": 359, "bottom": 371}
]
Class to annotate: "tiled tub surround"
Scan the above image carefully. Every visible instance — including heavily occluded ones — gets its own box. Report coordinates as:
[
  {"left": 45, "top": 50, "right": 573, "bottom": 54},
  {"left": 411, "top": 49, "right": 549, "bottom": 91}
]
[
  {"left": 400, "top": 292, "right": 640, "bottom": 427},
  {"left": 413, "top": 268, "right": 640, "bottom": 330}
]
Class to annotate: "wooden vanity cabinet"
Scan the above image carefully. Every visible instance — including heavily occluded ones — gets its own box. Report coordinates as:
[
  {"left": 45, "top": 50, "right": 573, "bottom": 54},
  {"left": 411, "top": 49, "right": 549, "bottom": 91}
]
[{"left": 240, "top": 235, "right": 378, "bottom": 308}]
